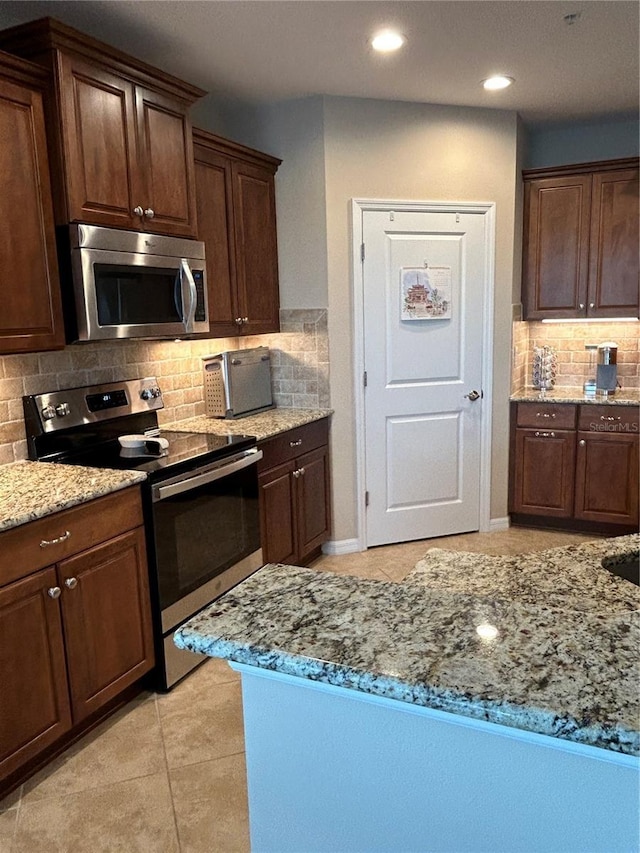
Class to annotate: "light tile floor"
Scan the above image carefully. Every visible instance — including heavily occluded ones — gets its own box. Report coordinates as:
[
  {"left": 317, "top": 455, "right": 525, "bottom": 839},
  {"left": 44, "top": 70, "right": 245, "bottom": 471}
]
[{"left": 1, "top": 527, "right": 595, "bottom": 852}]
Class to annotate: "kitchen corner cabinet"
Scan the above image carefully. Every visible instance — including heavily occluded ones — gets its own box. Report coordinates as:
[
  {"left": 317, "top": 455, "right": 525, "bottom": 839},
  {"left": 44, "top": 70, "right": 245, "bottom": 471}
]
[
  {"left": 0, "top": 488, "right": 154, "bottom": 789},
  {"left": 258, "top": 419, "right": 331, "bottom": 566},
  {"left": 509, "top": 402, "right": 639, "bottom": 533},
  {"left": 0, "top": 51, "right": 64, "bottom": 354},
  {"left": 193, "top": 128, "right": 281, "bottom": 337},
  {"left": 522, "top": 158, "right": 639, "bottom": 319},
  {"left": 0, "top": 18, "right": 204, "bottom": 238}
]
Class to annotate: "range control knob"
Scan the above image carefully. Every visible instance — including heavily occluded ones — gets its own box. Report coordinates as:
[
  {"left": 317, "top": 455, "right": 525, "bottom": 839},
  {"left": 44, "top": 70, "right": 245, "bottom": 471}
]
[
  {"left": 140, "top": 388, "right": 153, "bottom": 401},
  {"left": 151, "top": 386, "right": 162, "bottom": 398},
  {"left": 41, "top": 405, "right": 56, "bottom": 420},
  {"left": 55, "top": 402, "right": 70, "bottom": 417}
]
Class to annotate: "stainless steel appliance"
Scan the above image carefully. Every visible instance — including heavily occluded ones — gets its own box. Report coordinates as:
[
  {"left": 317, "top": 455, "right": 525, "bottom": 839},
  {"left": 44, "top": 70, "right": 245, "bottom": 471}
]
[
  {"left": 62, "top": 224, "right": 209, "bottom": 341},
  {"left": 596, "top": 341, "right": 618, "bottom": 395},
  {"left": 203, "top": 346, "right": 274, "bottom": 418},
  {"left": 23, "top": 377, "right": 262, "bottom": 690}
]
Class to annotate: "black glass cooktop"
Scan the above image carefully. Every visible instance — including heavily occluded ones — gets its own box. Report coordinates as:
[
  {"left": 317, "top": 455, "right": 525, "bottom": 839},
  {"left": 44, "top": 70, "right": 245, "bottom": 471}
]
[{"left": 58, "top": 430, "right": 256, "bottom": 477}]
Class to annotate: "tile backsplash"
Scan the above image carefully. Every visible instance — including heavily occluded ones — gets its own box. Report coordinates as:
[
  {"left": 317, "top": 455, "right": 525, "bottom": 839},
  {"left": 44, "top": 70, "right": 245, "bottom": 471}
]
[
  {"left": 511, "top": 317, "right": 640, "bottom": 393},
  {"left": 0, "top": 309, "right": 329, "bottom": 465}
]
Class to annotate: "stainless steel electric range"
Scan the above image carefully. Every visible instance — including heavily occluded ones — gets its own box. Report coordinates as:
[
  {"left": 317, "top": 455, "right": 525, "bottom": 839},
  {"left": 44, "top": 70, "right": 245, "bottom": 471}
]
[{"left": 23, "top": 377, "right": 263, "bottom": 690}]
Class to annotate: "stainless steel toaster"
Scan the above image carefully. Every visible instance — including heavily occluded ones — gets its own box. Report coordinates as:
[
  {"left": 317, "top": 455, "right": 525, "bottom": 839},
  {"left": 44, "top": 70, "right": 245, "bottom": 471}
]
[{"left": 203, "top": 346, "right": 274, "bottom": 418}]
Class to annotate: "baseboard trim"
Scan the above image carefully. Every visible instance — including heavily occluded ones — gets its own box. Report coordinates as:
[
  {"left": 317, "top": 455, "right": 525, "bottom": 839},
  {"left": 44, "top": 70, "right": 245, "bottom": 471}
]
[
  {"left": 322, "top": 538, "right": 361, "bottom": 556},
  {"left": 489, "top": 517, "right": 510, "bottom": 532}
]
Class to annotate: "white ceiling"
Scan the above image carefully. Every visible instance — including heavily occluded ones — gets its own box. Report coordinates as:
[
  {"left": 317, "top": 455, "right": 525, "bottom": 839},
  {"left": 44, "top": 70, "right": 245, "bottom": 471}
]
[{"left": 0, "top": 1, "right": 638, "bottom": 125}]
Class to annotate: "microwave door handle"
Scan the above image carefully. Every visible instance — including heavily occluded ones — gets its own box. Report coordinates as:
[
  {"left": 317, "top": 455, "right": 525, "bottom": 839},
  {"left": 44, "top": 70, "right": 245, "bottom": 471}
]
[{"left": 180, "top": 259, "right": 197, "bottom": 333}]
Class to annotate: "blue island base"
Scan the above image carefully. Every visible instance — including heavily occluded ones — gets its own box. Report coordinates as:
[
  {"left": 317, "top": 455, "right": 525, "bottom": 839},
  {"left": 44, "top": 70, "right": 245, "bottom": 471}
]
[{"left": 235, "top": 664, "right": 639, "bottom": 853}]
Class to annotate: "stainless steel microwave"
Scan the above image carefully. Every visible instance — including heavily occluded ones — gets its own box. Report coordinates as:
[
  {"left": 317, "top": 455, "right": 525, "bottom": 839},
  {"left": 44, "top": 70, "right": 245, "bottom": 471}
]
[{"left": 66, "top": 224, "right": 209, "bottom": 341}]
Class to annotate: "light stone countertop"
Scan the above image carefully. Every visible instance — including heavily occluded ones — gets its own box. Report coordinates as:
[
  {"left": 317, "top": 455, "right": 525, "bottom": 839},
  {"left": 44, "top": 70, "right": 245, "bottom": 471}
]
[
  {"left": 511, "top": 386, "right": 640, "bottom": 406},
  {"left": 175, "top": 535, "right": 640, "bottom": 756},
  {"left": 166, "top": 408, "right": 333, "bottom": 441},
  {"left": 0, "top": 461, "right": 147, "bottom": 533}
]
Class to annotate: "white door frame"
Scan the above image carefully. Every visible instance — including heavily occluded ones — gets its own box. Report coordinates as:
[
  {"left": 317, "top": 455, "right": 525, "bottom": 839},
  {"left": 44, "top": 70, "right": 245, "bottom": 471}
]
[{"left": 351, "top": 198, "right": 496, "bottom": 551}]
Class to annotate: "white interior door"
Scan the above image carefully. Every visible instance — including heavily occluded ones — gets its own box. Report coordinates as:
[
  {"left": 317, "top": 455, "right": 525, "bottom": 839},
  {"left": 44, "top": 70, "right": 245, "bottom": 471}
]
[{"left": 362, "top": 206, "right": 490, "bottom": 547}]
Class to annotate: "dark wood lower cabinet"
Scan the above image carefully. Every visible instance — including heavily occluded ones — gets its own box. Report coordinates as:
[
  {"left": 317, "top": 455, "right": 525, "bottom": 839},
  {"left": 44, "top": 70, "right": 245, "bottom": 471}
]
[
  {"left": 258, "top": 419, "right": 332, "bottom": 566},
  {"left": 574, "top": 431, "right": 639, "bottom": 526},
  {"left": 512, "top": 428, "right": 576, "bottom": 517},
  {"left": 0, "top": 489, "right": 154, "bottom": 794},
  {"left": 509, "top": 401, "right": 639, "bottom": 533},
  {"left": 0, "top": 569, "right": 72, "bottom": 781}
]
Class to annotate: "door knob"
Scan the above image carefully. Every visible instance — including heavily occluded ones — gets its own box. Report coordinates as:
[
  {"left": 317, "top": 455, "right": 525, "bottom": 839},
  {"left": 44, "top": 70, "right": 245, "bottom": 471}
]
[
  {"left": 144, "top": 208, "right": 155, "bottom": 219},
  {"left": 133, "top": 206, "right": 144, "bottom": 216},
  {"left": 464, "top": 390, "right": 481, "bottom": 401}
]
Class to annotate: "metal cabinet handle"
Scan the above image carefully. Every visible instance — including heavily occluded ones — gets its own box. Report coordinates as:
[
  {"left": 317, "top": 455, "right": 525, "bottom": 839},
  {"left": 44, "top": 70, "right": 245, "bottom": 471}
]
[
  {"left": 534, "top": 431, "right": 555, "bottom": 438},
  {"left": 579, "top": 303, "right": 585, "bottom": 309},
  {"left": 144, "top": 208, "right": 155, "bottom": 219},
  {"left": 47, "top": 586, "right": 62, "bottom": 599},
  {"left": 600, "top": 415, "right": 621, "bottom": 422},
  {"left": 589, "top": 303, "right": 595, "bottom": 309},
  {"left": 242, "top": 317, "right": 248, "bottom": 323},
  {"left": 133, "top": 206, "right": 144, "bottom": 216},
  {"left": 290, "top": 439, "right": 303, "bottom": 447},
  {"left": 235, "top": 317, "right": 244, "bottom": 325},
  {"left": 292, "top": 469, "right": 300, "bottom": 478},
  {"left": 299, "top": 467, "right": 305, "bottom": 476},
  {"left": 64, "top": 577, "right": 78, "bottom": 590},
  {"left": 579, "top": 440, "right": 586, "bottom": 446},
  {"left": 40, "top": 530, "right": 71, "bottom": 548},
  {"left": 536, "top": 412, "right": 556, "bottom": 419}
]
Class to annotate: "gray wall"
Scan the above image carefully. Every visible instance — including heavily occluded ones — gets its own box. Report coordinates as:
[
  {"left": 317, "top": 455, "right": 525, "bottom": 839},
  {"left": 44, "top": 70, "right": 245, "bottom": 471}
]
[{"left": 524, "top": 116, "right": 639, "bottom": 168}]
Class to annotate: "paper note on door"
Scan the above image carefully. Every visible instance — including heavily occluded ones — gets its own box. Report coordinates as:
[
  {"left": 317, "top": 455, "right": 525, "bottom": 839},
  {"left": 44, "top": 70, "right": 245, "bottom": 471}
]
[{"left": 400, "top": 266, "right": 452, "bottom": 320}]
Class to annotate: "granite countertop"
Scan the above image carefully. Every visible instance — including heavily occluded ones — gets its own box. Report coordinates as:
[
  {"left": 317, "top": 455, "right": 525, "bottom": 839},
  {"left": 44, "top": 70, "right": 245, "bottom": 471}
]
[
  {"left": 511, "top": 386, "right": 640, "bottom": 406},
  {"left": 166, "top": 408, "right": 333, "bottom": 441},
  {"left": 0, "top": 460, "right": 147, "bottom": 533},
  {"left": 175, "top": 535, "right": 640, "bottom": 756}
]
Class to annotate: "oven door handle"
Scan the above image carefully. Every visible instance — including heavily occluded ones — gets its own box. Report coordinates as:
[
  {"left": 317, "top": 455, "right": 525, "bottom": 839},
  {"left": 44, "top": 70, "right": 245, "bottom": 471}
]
[{"left": 152, "top": 448, "right": 263, "bottom": 501}]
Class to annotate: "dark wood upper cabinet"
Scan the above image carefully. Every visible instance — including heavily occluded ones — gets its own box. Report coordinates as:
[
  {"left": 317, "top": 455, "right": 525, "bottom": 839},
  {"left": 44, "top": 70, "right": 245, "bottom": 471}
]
[
  {"left": 193, "top": 128, "right": 281, "bottom": 337},
  {"left": 0, "top": 51, "right": 64, "bottom": 354},
  {"left": 522, "top": 158, "right": 639, "bottom": 319},
  {"left": 0, "top": 18, "right": 204, "bottom": 238}
]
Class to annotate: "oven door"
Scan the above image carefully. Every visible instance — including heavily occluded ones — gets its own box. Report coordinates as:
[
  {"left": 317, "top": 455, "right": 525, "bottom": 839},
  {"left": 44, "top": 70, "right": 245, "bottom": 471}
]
[
  {"left": 73, "top": 247, "right": 208, "bottom": 340},
  {"left": 149, "top": 448, "right": 263, "bottom": 634}
]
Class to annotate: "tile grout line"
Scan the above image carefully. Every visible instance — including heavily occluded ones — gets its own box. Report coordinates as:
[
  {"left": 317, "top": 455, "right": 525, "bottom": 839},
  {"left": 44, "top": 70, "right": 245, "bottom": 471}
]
[{"left": 152, "top": 693, "right": 183, "bottom": 853}]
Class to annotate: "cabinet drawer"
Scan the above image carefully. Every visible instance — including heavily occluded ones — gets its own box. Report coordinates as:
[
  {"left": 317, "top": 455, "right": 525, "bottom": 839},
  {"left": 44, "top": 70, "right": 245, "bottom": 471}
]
[
  {"left": 516, "top": 403, "right": 576, "bottom": 430},
  {"left": 258, "top": 419, "right": 329, "bottom": 471},
  {"left": 0, "top": 487, "right": 143, "bottom": 587},
  {"left": 578, "top": 405, "right": 640, "bottom": 432}
]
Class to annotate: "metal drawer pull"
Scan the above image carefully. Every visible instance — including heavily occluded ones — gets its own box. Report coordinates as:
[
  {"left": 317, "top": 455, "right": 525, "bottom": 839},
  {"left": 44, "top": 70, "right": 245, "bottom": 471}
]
[
  {"left": 534, "top": 431, "right": 555, "bottom": 438},
  {"left": 133, "top": 206, "right": 143, "bottom": 216},
  {"left": 290, "top": 439, "right": 303, "bottom": 447},
  {"left": 536, "top": 412, "right": 556, "bottom": 419},
  {"left": 64, "top": 577, "right": 78, "bottom": 590},
  {"left": 47, "top": 587, "right": 61, "bottom": 599},
  {"left": 292, "top": 467, "right": 305, "bottom": 478},
  {"left": 40, "top": 530, "right": 71, "bottom": 548},
  {"left": 600, "top": 415, "right": 621, "bottom": 422},
  {"left": 299, "top": 467, "right": 305, "bottom": 476}
]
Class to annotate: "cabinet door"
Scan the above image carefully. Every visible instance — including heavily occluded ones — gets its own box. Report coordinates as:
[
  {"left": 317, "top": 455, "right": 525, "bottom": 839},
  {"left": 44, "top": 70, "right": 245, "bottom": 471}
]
[
  {"left": 512, "top": 428, "right": 576, "bottom": 517},
  {"left": 135, "top": 85, "right": 197, "bottom": 237},
  {"left": 0, "top": 74, "right": 64, "bottom": 353},
  {"left": 193, "top": 146, "right": 239, "bottom": 335},
  {"left": 0, "top": 568, "right": 72, "bottom": 782},
  {"left": 523, "top": 175, "right": 591, "bottom": 319},
  {"left": 259, "top": 461, "right": 297, "bottom": 565},
  {"left": 587, "top": 168, "right": 639, "bottom": 317},
  {"left": 295, "top": 445, "right": 331, "bottom": 563},
  {"left": 232, "top": 161, "right": 280, "bottom": 335},
  {"left": 58, "top": 528, "right": 154, "bottom": 723},
  {"left": 57, "top": 53, "right": 142, "bottom": 229},
  {"left": 574, "top": 432, "right": 639, "bottom": 526}
]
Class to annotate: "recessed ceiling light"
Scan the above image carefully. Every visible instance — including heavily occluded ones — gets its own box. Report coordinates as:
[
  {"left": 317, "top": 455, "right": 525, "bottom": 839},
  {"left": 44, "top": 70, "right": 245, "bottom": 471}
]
[
  {"left": 371, "top": 29, "right": 406, "bottom": 53},
  {"left": 482, "top": 75, "right": 515, "bottom": 91}
]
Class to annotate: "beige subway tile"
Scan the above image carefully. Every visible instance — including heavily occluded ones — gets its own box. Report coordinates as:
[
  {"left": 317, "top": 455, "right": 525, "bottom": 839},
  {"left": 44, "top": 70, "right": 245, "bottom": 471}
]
[
  {"left": 0, "top": 377, "right": 25, "bottom": 401},
  {"left": 2, "top": 354, "right": 40, "bottom": 378},
  {"left": 0, "top": 421, "right": 25, "bottom": 444},
  {"left": 0, "top": 444, "right": 13, "bottom": 465},
  {"left": 13, "top": 440, "right": 28, "bottom": 461}
]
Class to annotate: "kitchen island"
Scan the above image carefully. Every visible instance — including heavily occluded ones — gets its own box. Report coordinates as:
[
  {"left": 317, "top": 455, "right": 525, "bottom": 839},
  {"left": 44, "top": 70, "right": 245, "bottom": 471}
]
[{"left": 175, "top": 535, "right": 640, "bottom": 853}]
